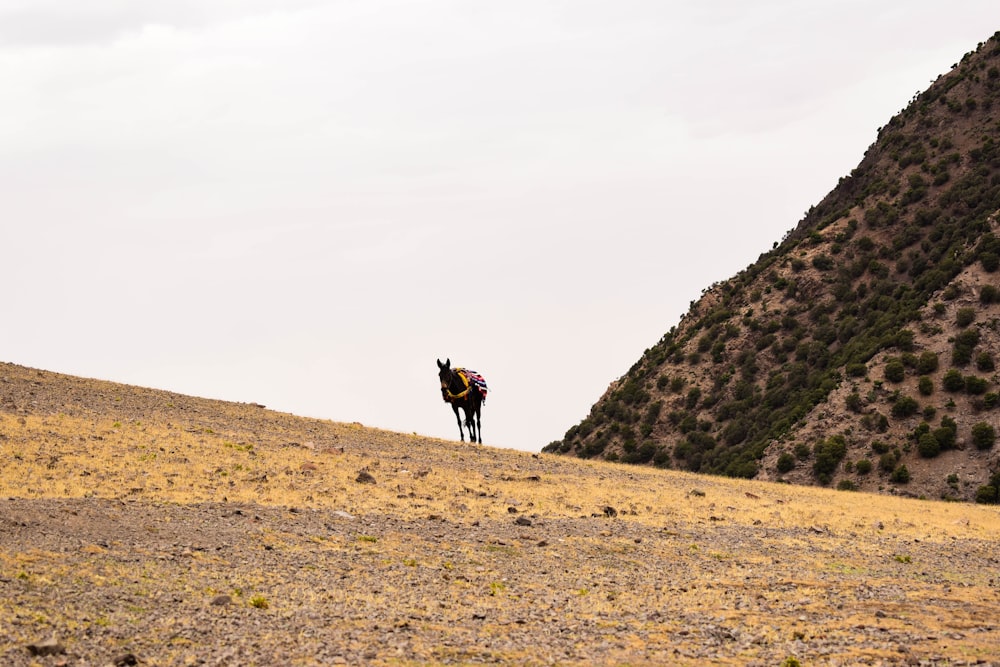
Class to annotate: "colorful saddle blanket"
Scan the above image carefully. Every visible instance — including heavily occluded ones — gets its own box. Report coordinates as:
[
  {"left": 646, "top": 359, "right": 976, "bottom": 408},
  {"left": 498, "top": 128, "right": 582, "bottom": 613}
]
[{"left": 454, "top": 368, "right": 488, "bottom": 402}]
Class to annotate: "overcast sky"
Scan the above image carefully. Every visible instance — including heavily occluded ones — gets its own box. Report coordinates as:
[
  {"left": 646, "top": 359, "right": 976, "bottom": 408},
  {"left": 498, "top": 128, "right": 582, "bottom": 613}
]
[{"left": 3, "top": 1, "right": 998, "bottom": 451}]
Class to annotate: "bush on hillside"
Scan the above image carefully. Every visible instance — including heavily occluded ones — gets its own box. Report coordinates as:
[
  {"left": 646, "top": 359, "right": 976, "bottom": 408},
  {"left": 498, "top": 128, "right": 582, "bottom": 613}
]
[
  {"left": 977, "top": 352, "right": 995, "bottom": 372},
  {"left": 891, "top": 395, "right": 919, "bottom": 418},
  {"left": 813, "top": 435, "right": 848, "bottom": 483},
  {"left": 917, "top": 351, "right": 939, "bottom": 374},
  {"left": 943, "top": 369, "right": 966, "bottom": 392},
  {"left": 966, "top": 375, "right": 990, "bottom": 395},
  {"left": 917, "top": 432, "right": 941, "bottom": 458},
  {"left": 884, "top": 359, "right": 906, "bottom": 383},
  {"left": 956, "top": 307, "right": 976, "bottom": 327},
  {"left": 972, "top": 422, "right": 996, "bottom": 450}
]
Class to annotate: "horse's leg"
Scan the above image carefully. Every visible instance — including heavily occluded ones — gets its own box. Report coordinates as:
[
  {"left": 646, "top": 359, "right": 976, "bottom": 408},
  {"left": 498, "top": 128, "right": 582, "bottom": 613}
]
[
  {"left": 452, "top": 403, "right": 465, "bottom": 442},
  {"left": 464, "top": 399, "right": 476, "bottom": 443},
  {"left": 474, "top": 399, "right": 482, "bottom": 444}
]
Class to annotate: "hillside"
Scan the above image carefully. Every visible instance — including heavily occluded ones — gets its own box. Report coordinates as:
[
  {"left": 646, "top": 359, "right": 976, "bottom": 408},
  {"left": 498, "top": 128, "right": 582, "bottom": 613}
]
[
  {"left": 546, "top": 31, "right": 1000, "bottom": 503},
  {"left": 2, "top": 360, "right": 1000, "bottom": 665}
]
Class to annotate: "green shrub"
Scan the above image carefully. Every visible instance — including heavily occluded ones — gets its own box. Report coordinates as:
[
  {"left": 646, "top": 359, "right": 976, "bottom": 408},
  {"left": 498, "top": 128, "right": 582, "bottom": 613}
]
[
  {"left": 812, "top": 254, "right": 834, "bottom": 270},
  {"left": 891, "top": 395, "right": 919, "bottom": 418},
  {"left": 934, "top": 417, "right": 957, "bottom": 450},
  {"left": 837, "top": 479, "right": 858, "bottom": 491},
  {"left": 966, "top": 375, "right": 989, "bottom": 395},
  {"left": 916, "top": 351, "right": 939, "bottom": 374},
  {"left": 846, "top": 362, "right": 867, "bottom": 378},
  {"left": 884, "top": 359, "right": 906, "bottom": 383},
  {"left": 917, "top": 432, "right": 941, "bottom": 458},
  {"left": 982, "top": 284, "right": 999, "bottom": 303},
  {"left": 879, "top": 452, "right": 897, "bottom": 472},
  {"left": 943, "top": 369, "right": 966, "bottom": 392},
  {"left": 686, "top": 387, "right": 701, "bottom": 410},
  {"left": 871, "top": 440, "right": 890, "bottom": 454},
  {"left": 855, "top": 459, "right": 873, "bottom": 475},
  {"left": 985, "top": 392, "right": 1000, "bottom": 409},
  {"left": 976, "top": 485, "right": 998, "bottom": 504},
  {"left": 813, "top": 436, "right": 848, "bottom": 481},
  {"left": 956, "top": 307, "right": 976, "bottom": 327},
  {"left": 794, "top": 443, "right": 811, "bottom": 460},
  {"left": 977, "top": 352, "right": 995, "bottom": 372},
  {"left": 776, "top": 452, "right": 795, "bottom": 473},
  {"left": 918, "top": 376, "right": 934, "bottom": 395},
  {"left": 982, "top": 252, "right": 1000, "bottom": 272},
  {"left": 953, "top": 328, "right": 981, "bottom": 365},
  {"left": 890, "top": 465, "right": 911, "bottom": 484},
  {"left": 972, "top": 422, "right": 996, "bottom": 450},
  {"left": 845, "top": 392, "right": 863, "bottom": 412}
]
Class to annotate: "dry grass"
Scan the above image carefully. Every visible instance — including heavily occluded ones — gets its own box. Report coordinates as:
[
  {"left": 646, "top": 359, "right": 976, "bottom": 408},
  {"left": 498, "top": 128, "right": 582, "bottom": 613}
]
[{"left": 2, "top": 363, "right": 1000, "bottom": 665}]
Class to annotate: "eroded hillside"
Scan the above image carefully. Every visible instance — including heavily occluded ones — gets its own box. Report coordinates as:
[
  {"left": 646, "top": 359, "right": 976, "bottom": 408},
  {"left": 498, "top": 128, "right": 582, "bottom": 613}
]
[{"left": 548, "top": 32, "right": 1000, "bottom": 502}]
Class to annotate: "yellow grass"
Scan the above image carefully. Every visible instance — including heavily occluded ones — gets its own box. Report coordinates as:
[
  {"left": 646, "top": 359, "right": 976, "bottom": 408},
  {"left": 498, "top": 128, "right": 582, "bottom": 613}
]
[{"left": 2, "top": 374, "right": 1000, "bottom": 664}]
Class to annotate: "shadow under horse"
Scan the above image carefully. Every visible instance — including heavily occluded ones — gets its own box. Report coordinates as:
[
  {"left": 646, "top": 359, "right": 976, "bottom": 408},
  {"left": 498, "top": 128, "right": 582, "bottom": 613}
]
[{"left": 437, "top": 358, "right": 487, "bottom": 443}]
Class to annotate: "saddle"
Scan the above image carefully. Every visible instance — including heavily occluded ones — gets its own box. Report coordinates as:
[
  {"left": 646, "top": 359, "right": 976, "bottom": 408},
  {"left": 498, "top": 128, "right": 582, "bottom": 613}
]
[{"left": 444, "top": 368, "right": 488, "bottom": 402}]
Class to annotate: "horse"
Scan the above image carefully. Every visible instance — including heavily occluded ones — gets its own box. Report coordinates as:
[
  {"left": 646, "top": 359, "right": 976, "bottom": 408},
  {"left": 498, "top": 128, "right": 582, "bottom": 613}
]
[{"left": 437, "top": 358, "right": 487, "bottom": 443}]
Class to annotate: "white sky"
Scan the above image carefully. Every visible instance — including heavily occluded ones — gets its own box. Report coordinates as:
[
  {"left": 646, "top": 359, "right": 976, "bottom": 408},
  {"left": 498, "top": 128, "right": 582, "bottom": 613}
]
[{"left": 3, "top": 1, "right": 998, "bottom": 451}]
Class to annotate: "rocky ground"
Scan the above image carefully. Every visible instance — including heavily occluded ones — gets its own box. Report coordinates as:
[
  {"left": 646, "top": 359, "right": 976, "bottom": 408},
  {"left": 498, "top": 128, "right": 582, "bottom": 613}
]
[{"left": 2, "top": 362, "right": 1000, "bottom": 666}]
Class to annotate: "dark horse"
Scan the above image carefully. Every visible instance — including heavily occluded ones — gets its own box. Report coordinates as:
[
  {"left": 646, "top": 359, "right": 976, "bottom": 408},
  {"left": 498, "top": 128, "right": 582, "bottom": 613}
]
[{"left": 437, "top": 358, "right": 486, "bottom": 443}]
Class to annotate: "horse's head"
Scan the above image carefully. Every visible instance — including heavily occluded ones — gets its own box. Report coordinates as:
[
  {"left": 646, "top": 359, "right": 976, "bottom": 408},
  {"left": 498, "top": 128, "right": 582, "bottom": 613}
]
[{"left": 437, "top": 358, "right": 453, "bottom": 390}]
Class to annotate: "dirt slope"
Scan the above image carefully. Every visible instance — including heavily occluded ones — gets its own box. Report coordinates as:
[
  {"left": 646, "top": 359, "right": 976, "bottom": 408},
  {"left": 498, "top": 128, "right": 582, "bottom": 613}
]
[{"left": 2, "top": 362, "right": 1000, "bottom": 666}]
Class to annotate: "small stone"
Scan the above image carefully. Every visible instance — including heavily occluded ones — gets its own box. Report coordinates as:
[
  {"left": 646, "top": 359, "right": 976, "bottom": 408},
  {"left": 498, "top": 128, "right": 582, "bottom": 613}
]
[
  {"left": 333, "top": 510, "right": 356, "bottom": 520},
  {"left": 113, "top": 653, "right": 139, "bottom": 666},
  {"left": 507, "top": 506, "right": 518, "bottom": 514},
  {"left": 514, "top": 516, "right": 532, "bottom": 526},
  {"left": 689, "top": 489, "right": 706, "bottom": 497},
  {"left": 603, "top": 506, "right": 618, "bottom": 518},
  {"left": 210, "top": 594, "right": 233, "bottom": 606},
  {"left": 355, "top": 470, "right": 376, "bottom": 484},
  {"left": 26, "top": 636, "right": 65, "bottom": 657}
]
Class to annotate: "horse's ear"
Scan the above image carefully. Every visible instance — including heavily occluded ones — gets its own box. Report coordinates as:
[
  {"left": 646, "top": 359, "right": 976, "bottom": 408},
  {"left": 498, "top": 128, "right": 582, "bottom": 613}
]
[
  {"left": 445, "top": 358, "right": 451, "bottom": 368},
  {"left": 437, "top": 359, "right": 443, "bottom": 369}
]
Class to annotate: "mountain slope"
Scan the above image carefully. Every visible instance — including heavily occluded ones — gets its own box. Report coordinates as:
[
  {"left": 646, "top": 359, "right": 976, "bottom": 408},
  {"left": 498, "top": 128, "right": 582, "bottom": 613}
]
[{"left": 546, "top": 31, "right": 1000, "bottom": 502}]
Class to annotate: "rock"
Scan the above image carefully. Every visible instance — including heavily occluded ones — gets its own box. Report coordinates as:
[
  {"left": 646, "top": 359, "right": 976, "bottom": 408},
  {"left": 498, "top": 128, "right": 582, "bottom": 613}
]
[
  {"left": 113, "top": 653, "right": 139, "bottom": 666},
  {"left": 210, "top": 594, "right": 233, "bottom": 606},
  {"left": 603, "top": 506, "right": 618, "bottom": 518},
  {"left": 514, "top": 516, "right": 532, "bottom": 526},
  {"left": 355, "top": 471, "right": 377, "bottom": 485},
  {"left": 690, "top": 489, "right": 706, "bottom": 497},
  {"left": 26, "top": 636, "right": 65, "bottom": 657},
  {"left": 333, "top": 510, "right": 356, "bottom": 520}
]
